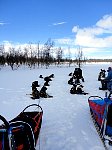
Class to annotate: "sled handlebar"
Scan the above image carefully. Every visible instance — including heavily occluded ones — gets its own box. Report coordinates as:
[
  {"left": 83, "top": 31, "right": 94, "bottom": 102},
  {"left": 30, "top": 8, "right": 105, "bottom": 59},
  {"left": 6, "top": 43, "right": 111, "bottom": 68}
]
[
  {"left": 0, "top": 115, "right": 10, "bottom": 129},
  {"left": 21, "top": 104, "right": 43, "bottom": 113},
  {"left": 88, "top": 96, "right": 103, "bottom": 101}
]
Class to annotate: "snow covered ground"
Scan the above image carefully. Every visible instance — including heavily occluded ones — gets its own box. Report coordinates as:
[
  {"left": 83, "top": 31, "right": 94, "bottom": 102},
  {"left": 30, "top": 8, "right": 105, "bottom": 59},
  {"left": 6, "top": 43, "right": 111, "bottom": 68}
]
[{"left": 0, "top": 63, "right": 111, "bottom": 150}]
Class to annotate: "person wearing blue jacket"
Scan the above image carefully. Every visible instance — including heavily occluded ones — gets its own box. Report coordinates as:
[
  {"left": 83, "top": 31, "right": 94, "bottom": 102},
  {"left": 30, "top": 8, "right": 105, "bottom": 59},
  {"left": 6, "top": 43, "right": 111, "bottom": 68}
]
[
  {"left": 105, "top": 67, "right": 112, "bottom": 91},
  {"left": 100, "top": 67, "right": 112, "bottom": 90}
]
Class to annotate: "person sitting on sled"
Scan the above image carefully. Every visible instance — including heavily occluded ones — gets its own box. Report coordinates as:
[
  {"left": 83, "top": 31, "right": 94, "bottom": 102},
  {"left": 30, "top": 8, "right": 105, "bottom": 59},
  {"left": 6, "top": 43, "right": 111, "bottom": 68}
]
[
  {"left": 70, "top": 83, "right": 88, "bottom": 95},
  {"left": 100, "top": 67, "right": 112, "bottom": 91},
  {"left": 31, "top": 82, "right": 40, "bottom": 99},
  {"left": 70, "top": 84, "right": 77, "bottom": 94},
  {"left": 31, "top": 81, "right": 40, "bottom": 91},
  {"left": 32, "top": 87, "right": 40, "bottom": 99},
  {"left": 70, "top": 84, "right": 83, "bottom": 94},
  {"left": 39, "top": 86, "right": 53, "bottom": 98}
]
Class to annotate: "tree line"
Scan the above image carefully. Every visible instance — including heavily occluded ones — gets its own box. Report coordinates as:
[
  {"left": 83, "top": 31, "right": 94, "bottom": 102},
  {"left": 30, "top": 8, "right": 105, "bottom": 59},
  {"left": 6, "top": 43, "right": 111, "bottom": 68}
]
[
  {"left": 0, "top": 39, "right": 87, "bottom": 70},
  {"left": 1, "top": 38, "right": 111, "bottom": 71}
]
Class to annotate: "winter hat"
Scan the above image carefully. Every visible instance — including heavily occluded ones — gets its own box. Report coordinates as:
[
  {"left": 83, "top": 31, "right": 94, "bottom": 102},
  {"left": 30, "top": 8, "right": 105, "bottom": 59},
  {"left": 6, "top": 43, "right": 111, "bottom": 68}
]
[
  {"left": 31, "top": 81, "right": 40, "bottom": 87},
  {"left": 107, "top": 67, "right": 111, "bottom": 72}
]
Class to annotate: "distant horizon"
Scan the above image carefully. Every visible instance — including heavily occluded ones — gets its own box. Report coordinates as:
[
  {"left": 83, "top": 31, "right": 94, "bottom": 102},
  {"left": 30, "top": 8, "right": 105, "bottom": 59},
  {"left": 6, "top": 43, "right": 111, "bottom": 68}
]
[{"left": 0, "top": 0, "right": 112, "bottom": 59}]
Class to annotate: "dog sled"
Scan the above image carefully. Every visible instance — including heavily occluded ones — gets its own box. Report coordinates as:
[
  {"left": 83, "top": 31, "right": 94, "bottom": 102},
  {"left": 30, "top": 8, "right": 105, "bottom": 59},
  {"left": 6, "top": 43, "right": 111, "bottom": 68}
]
[
  {"left": 88, "top": 92, "right": 112, "bottom": 149},
  {"left": 0, "top": 104, "right": 43, "bottom": 150}
]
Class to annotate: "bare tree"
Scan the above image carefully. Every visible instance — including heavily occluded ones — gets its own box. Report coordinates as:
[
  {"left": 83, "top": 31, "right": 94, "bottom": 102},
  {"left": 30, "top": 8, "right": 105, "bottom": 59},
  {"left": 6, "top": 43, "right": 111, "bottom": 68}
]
[
  {"left": 7, "top": 47, "right": 16, "bottom": 70},
  {"left": 0, "top": 45, "right": 5, "bottom": 67},
  {"left": 56, "top": 47, "right": 63, "bottom": 66},
  {"left": 37, "top": 42, "right": 40, "bottom": 68},
  {"left": 27, "top": 42, "right": 38, "bottom": 69},
  {"left": 76, "top": 46, "right": 83, "bottom": 68},
  {"left": 43, "top": 38, "right": 54, "bottom": 68}
]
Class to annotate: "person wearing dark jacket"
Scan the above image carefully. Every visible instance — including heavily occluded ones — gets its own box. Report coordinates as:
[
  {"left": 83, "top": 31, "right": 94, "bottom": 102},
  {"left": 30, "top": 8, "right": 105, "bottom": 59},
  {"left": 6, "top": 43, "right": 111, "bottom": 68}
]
[
  {"left": 32, "top": 87, "right": 40, "bottom": 99},
  {"left": 105, "top": 67, "right": 112, "bottom": 91},
  {"left": 73, "top": 68, "right": 84, "bottom": 82},
  {"left": 39, "top": 86, "right": 53, "bottom": 98},
  {"left": 100, "top": 67, "right": 112, "bottom": 91}
]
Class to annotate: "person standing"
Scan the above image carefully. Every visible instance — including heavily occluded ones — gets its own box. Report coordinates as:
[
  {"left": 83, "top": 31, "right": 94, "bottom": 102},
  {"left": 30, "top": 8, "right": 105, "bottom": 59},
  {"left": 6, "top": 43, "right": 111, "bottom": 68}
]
[
  {"left": 100, "top": 67, "right": 112, "bottom": 91},
  {"left": 105, "top": 67, "right": 112, "bottom": 91}
]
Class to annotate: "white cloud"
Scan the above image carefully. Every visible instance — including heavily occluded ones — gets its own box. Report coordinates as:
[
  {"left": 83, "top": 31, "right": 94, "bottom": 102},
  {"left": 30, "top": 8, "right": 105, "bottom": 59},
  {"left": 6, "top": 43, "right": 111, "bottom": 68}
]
[
  {"left": 54, "top": 38, "right": 74, "bottom": 45},
  {"left": 96, "top": 14, "right": 112, "bottom": 30},
  {"left": 0, "top": 22, "right": 8, "bottom": 26},
  {"left": 0, "top": 22, "right": 5, "bottom": 26},
  {"left": 2, "top": 41, "right": 44, "bottom": 53},
  {"left": 72, "top": 14, "right": 112, "bottom": 48},
  {"left": 54, "top": 14, "right": 112, "bottom": 59},
  {"left": 75, "top": 32, "right": 112, "bottom": 48},
  {"left": 52, "top": 22, "right": 67, "bottom": 26},
  {"left": 72, "top": 26, "right": 79, "bottom": 33}
]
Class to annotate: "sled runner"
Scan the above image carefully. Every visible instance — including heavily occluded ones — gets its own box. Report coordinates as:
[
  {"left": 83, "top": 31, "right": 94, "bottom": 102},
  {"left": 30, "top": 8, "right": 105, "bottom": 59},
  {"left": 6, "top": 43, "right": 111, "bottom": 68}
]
[
  {"left": 0, "top": 104, "right": 43, "bottom": 150},
  {"left": 88, "top": 93, "right": 112, "bottom": 149},
  {"left": 30, "top": 94, "right": 53, "bottom": 99}
]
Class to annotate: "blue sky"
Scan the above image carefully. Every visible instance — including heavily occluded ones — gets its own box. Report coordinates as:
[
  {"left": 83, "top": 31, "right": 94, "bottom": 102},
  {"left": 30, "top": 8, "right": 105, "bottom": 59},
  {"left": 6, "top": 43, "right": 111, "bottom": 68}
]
[{"left": 0, "top": 0, "right": 112, "bottom": 59}]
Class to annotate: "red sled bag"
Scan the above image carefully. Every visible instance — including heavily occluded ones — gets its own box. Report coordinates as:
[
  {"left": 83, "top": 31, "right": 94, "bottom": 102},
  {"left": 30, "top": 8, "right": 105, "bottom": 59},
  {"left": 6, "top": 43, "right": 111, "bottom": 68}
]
[{"left": 88, "top": 93, "right": 112, "bottom": 149}]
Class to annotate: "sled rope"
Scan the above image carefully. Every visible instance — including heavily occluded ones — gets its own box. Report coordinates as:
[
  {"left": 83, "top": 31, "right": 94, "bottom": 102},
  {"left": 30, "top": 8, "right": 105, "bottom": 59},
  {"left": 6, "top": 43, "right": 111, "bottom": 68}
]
[{"left": 34, "top": 113, "right": 42, "bottom": 133}]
